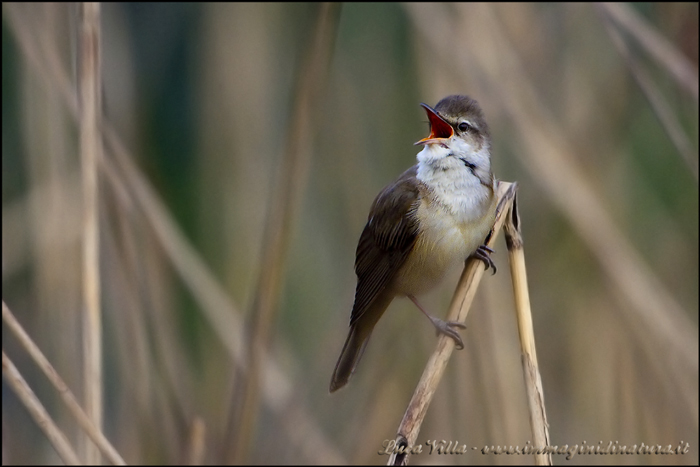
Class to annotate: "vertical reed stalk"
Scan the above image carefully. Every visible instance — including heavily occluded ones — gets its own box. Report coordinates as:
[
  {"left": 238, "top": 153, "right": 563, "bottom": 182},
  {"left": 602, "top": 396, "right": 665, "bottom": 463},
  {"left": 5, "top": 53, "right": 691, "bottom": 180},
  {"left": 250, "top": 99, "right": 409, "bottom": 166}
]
[
  {"left": 78, "top": 3, "right": 103, "bottom": 464},
  {"left": 503, "top": 197, "right": 552, "bottom": 465}
]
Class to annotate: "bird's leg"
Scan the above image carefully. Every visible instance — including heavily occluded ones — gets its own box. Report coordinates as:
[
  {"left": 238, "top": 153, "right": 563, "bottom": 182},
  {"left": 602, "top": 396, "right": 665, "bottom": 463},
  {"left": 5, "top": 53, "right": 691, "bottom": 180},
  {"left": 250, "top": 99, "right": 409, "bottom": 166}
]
[
  {"left": 408, "top": 295, "right": 466, "bottom": 350},
  {"left": 471, "top": 244, "right": 496, "bottom": 275}
]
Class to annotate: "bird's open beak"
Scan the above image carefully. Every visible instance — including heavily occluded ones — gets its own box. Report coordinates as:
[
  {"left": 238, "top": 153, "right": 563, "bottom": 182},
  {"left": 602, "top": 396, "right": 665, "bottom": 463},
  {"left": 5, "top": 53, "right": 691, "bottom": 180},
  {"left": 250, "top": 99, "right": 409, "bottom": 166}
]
[{"left": 415, "top": 103, "right": 454, "bottom": 146}]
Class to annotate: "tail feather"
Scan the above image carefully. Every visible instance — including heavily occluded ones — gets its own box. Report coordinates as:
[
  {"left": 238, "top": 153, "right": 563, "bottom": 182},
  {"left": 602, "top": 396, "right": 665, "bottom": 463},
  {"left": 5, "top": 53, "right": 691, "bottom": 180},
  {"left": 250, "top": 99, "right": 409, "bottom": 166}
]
[
  {"left": 329, "top": 291, "right": 393, "bottom": 392},
  {"left": 329, "top": 324, "right": 371, "bottom": 392}
]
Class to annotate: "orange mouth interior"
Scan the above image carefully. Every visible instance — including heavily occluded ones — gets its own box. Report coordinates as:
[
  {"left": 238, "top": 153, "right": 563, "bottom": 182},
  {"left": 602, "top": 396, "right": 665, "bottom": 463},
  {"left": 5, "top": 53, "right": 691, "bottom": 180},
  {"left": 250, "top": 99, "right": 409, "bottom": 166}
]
[{"left": 415, "top": 104, "right": 453, "bottom": 145}]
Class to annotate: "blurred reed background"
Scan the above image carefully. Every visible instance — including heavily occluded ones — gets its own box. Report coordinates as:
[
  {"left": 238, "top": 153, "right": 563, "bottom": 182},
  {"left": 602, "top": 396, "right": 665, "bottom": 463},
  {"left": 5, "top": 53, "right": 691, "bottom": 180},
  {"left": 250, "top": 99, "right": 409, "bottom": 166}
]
[{"left": 2, "top": 2, "right": 698, "bottom": 465}]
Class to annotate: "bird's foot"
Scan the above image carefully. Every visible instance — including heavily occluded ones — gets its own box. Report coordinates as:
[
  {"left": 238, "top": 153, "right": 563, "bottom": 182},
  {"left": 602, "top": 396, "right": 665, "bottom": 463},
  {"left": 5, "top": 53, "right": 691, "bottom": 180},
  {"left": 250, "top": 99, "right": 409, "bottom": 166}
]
[
  {"left": 471, "top": 244, "right": 496, "bottom": 275},
  {"left": 408, "top": 294, "right": 467, "bottom": 350},
  {"left": 427, "top": 316, "right": 467, "bottom": 350}
]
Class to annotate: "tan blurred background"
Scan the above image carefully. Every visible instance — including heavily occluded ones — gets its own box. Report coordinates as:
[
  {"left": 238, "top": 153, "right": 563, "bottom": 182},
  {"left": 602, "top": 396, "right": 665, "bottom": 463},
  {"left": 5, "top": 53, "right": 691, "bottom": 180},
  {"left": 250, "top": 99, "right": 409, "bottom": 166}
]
[{"left": 2, "top": 3, "right": 698, "bottom": 465}]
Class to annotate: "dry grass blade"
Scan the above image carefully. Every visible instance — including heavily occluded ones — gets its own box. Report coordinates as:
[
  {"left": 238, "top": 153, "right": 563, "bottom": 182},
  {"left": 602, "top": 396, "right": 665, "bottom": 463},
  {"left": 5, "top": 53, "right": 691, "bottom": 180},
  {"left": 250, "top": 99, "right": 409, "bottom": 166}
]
[
  {"left": 101, "top": 150, "right": 247, "bottom": 360},
  {"left": 101, "top": 117, "right": 343, "bottom": 463},
  {"left": 3, "top": 351, "right": 82, "bottom": 465},
  {"left": 388, "top": 182, "right": 517, "bottom": 466},
  {"left": 503, "top": 197, "right": 551, "bottom": 466},
  {"left": 596, "top": 4, "right": 698, "bottom": 181},
  {"left": 4, "top": 0, "right": 317, "bottom": 445},
  {"left": 4, "top": 0, "right": 249, "bottom": 378},
  {"left": 597, "top": 2, "right": 699, "bottom": 100},
  {"left": 229, "top": 3, "right": 341, "bottom": 463},
  {"left": 2, "top": 302, "right": 127, "bottom": 465},
  {"left": 77, "top": 3, "right": 103, "bottom": 464}
]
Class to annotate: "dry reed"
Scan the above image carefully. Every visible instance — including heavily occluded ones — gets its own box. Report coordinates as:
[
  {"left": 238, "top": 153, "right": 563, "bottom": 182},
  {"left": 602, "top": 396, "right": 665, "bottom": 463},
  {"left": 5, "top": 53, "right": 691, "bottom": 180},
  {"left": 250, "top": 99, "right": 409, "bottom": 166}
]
[
  {"left": 3, "top": 301, "right": 126, "bottom": 465},
  {"left": 77, "top": 3, "right": 103, "bottom": 464},
  {"left": 3, "top": 352, "right": 82, "bottom": 465},
  {"left": 388, "top": 182, "right": 553, "bottom": 466},
  {"left": 2, "top": 3, "right": 696, "bottom": 465},
  {"left": 227, "top": 3, "right": 341, "bottom": 463}
]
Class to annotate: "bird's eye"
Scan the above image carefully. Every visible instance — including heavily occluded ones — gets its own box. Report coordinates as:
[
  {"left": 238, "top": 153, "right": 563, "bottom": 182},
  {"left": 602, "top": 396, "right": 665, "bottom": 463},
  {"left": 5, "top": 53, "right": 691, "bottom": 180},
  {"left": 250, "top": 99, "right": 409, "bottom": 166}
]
[{"left": 458, "top": 122, "right": 471, "bottom": 132}]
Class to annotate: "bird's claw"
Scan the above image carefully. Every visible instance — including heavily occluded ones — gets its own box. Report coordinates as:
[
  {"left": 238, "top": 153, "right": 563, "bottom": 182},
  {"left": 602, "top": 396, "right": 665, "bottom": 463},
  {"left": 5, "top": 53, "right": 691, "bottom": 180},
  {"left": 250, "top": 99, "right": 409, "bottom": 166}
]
[
  {"left": 472, "top": 244, "right": 496, "bottom": 275},
  {"left": 429, "top": 317, "right": 467, "bottom": 350}
]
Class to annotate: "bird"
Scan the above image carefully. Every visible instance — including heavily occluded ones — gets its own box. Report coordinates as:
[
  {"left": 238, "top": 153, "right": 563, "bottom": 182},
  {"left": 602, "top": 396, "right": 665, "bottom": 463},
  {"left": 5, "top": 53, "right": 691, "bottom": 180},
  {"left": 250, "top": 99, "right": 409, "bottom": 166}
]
[
  {"left": 330, "top": 95, "right": 497, "bottom": 393},
  {"left": 329, "top": 95, "right": 498, "bottom": 393}
]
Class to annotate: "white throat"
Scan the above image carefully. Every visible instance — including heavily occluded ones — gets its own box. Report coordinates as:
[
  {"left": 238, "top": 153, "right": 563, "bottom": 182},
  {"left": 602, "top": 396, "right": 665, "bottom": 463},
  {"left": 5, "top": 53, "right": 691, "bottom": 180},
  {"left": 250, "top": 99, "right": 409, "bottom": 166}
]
[{"left": 415, "top": 143, "right": 493, "bottom": 222}]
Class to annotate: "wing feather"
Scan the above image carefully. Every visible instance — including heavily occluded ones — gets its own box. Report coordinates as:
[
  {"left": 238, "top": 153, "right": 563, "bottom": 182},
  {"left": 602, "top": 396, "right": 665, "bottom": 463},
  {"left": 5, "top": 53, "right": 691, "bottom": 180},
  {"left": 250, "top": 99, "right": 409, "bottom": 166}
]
[{"left": 349, "top": 165, "right": 421, "bottom": 326}]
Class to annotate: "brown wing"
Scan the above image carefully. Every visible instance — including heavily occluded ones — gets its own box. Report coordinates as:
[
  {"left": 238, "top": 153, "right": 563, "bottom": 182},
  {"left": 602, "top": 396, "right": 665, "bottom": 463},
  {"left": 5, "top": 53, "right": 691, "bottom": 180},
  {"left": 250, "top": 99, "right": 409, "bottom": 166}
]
[{"left": 349, "top": 165, "right": 421, "bottom": 326}]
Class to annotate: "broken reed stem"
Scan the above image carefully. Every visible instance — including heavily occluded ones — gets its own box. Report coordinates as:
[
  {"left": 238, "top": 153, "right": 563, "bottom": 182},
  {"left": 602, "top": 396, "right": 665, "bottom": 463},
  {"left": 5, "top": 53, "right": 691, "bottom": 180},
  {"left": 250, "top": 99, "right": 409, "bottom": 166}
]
[
  {"left": 388, "top": 181, "right": 517, "bottom": 466},
  {"left": 2, "top": 301, "right": 127, "bottom": 465},
  {"left": 78, "top": 2, "right": 103, "bottom": 464},
  {"left": 503, "top": 195, "right": 552, "bottom": 466},
  {"left": 3, "top": 351, "right": 82, "bottom": 465}
]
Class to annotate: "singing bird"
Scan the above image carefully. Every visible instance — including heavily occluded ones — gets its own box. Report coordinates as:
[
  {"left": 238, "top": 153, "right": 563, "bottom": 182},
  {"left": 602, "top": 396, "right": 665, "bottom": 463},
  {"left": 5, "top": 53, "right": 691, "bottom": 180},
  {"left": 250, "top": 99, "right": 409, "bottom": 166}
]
[{"left": 330, "top": 95, "right": 497, "bottom": 392}]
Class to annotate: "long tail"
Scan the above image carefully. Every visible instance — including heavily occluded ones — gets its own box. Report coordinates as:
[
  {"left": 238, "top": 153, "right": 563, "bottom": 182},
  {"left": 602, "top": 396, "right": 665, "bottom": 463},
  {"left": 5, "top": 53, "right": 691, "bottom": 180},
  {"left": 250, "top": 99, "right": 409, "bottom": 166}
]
[
  {"left": 329, "top": 292, "right": 393, "bottom": 392},
  {"left": 329, "top": 324, "right": 372, "bottom": 392}
]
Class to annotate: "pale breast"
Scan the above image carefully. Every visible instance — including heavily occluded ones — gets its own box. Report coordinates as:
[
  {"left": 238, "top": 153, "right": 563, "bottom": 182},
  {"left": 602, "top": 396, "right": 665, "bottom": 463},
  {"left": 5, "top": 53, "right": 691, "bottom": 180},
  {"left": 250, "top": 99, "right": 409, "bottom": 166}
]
[{"left": 391, "top": 193, "right": 495, "bottom": 296}]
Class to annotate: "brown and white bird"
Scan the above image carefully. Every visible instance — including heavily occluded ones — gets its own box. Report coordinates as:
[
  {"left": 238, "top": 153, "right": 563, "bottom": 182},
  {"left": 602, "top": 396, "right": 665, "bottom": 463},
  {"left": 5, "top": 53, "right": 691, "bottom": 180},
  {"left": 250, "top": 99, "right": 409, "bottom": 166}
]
[{"left": 330, "top": 95, "right": 497, "bottom": 392}]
